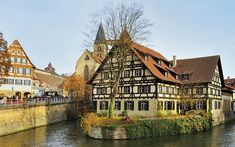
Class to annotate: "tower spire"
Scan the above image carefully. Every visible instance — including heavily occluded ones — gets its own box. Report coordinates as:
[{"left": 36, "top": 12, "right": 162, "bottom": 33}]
[{"left": 94, "top": 23, "right": 106, "bottom": 44}]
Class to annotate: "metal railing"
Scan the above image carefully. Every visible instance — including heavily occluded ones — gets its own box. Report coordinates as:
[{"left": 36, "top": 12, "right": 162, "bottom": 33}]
[{"left": 0, "top": 97, "right": 73, "bottom": 109}]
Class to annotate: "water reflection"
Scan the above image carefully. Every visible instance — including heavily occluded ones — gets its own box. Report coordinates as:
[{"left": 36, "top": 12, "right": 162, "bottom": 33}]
[{"left": 0, "top": 120, "right": 235, "bottom": 147}]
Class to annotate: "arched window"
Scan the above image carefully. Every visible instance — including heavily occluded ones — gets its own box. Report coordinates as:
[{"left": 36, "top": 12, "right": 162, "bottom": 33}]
[
  {"left": 84, "top": 65, "right": 89, "bottom": 81},
  {"left": 85, "top": 55, "right": 89, "bottom": 60}
]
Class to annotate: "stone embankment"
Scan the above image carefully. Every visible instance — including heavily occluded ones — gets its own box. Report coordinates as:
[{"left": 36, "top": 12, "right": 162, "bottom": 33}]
[{"left": 0, "top": 103, "right": 78, "bottom": 136}]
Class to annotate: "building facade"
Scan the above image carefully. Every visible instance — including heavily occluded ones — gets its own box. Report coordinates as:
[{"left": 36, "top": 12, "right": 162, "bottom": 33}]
[
  {"left": 0, "top": 40, "right": 35, "bottom": 97},
  {"left": 75, "top": 23, "right": 108, "bottom": 81},
  {"left": 88, "top": 31, "right": 232, "bottom": 119}
]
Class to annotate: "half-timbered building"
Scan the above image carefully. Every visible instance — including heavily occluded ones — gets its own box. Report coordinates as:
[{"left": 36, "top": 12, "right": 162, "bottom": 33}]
[
  {"left": 88, "top": 40, "right": 181, "bottom": 117},
  {"left": 0, "top": 40, "right": 35, "bottom": 97},
  {"left": 173, "top": 56, "right": 227, "bottom": 124}
]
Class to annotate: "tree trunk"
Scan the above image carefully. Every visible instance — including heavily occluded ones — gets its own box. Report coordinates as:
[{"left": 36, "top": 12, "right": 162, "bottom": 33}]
[{"left": 108, "top": 83, "right": 118, "bottom": 118}]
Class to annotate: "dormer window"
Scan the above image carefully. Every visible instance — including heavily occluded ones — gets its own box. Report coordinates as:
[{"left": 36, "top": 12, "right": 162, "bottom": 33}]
[
  {"left": 165, "top": 72, "right": 168, "bottom": 77},
  {"left": 182, "top": 74, "right": 189, "bottom": 80},
  {"left": 104, "top": 72, "right": 109, "bottom": 80},
  {"left": 157, "top": 59, "right": 161, "bottom": 65},
  {"left": 144, "top": 55, "right": 148, "bottom": 61}
]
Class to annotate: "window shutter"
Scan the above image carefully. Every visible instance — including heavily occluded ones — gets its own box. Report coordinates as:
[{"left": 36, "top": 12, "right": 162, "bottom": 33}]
[
  {"left": 100, "top": 102, "right": 102, "bottom": 110},
  {"left": 124, "top": 101, "right": 127, "bottom": 110},
  {"left": 105, "top": 101, "right": 108, "bottom": 110},
  {"left": 203, "top": 101, "right": 207, "bottom": 109},
  {"left": 131, "top": 101, "right": 134, "bottom": 110},
  {"left": 146, "top": 101, "right": 149, "bottom": 111},
  {"left": 138, "top": 101, "right": 141, "bottom": 110}
]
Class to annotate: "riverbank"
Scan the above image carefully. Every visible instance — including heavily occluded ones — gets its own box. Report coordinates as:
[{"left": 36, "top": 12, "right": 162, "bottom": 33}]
[
  {"left": 0, "top": 103, "right": 79, "bottom": 136},
  {"left": 81, "top": 113, "right": 212, "bottom": 139},
  {"left": 1, "top": 119, "right": 235, "bottom": 146}
]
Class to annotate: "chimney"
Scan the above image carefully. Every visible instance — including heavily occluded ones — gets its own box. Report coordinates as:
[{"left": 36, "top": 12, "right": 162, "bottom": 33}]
[
  {"left": 173, "top": 55, "right": 177, "bottom": 67},
  {"left": 228, "top": 76, "right": 230, "bottom": 80}
]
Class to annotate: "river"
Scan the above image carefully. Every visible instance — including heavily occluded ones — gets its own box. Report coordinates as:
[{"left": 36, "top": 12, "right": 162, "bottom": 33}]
[{"left": 0, "top": 120, "right": 235, "bottom": 147}]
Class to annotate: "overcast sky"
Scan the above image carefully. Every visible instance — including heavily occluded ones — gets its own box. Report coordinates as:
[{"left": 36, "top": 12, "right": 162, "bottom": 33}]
[{"left": 1, "top": 0, "right": 235, "bottom": 78}]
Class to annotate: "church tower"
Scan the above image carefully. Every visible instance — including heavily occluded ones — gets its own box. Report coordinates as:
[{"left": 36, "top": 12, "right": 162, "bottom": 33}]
[{"left": 93, "top": 23, "right": 107, "bottom": 59}]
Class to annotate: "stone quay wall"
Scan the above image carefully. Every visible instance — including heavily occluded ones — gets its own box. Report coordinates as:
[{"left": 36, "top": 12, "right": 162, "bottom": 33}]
[{"left": 0, "top": 103, "right": 77, "bottom": 136}]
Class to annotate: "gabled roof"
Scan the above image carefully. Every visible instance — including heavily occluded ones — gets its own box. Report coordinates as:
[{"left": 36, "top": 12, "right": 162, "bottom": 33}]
[
  {"left": 225, "top": 78, "right": 235, "bottom": 89},
  {"left": 94, "top": 23, "right": 106, "bottom": 44},
  {"left": 88, "top": 42, "right": 180, "bottom": 84},
  {"left": 8, "top": 40, "right": 36, "bottom": 68},
  {"left": 131, "top": 42, "right": 180, "bottom": 83},
  {"left": 34, "top": 69, "right": 64, "bottom": 87},
  {"left": 173, "top": 55, "right": 225, "bottom": 86},
  {"left": 86, "top": 49, "right": 103, "bottom": 64}
]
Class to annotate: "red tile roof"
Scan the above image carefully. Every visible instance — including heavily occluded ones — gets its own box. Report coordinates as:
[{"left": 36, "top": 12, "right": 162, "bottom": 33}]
[{"left": 131, "top": 42, "right": 180, "bottom": 83}]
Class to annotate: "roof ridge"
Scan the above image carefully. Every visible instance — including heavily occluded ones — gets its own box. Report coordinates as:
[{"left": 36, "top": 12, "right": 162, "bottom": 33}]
[{"left": 176, "top": 55, "right": 220, "bottom": 61}]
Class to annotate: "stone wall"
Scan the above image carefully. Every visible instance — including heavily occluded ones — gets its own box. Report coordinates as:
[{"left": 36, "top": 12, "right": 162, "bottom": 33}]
[{"left": 0, "top": 103, "right": 77, "bottom": 136}]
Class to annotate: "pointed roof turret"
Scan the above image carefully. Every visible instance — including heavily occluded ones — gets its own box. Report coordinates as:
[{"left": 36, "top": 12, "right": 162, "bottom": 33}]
[
  {"left": 94, "top": 23, "right": 106, "bottom": 44},
  {"left": 120, "top": 28, "right": 132, "bottom": 43}
]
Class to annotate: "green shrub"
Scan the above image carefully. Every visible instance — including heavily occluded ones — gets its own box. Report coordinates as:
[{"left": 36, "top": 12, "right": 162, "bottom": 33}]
[
  {"left": 97, "top": 111, "right": 108, "bottom": 117},
  {"left": 126, "top": 114, "right": 212, "bottom": 139}
]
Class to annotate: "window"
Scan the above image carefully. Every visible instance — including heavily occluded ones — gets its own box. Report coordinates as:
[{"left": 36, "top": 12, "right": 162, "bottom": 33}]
[
  {"left": 7, "top": 79, "right": 14, "bottom": 85},
  {"left": 124, "top": 101, "right": 134, "bottom": 110},
  {"left": 157, "top": 59, "right": 161, "bottom": 65},
  {"left": 26, "top": 69, "right": 32, "bottom": 75},
  {"left": 15, "top": 79, "right": 23, "bottom": 85},
  {"left": 214, "top": 101, "right": 218, "bottom": 109},
  {"left": 124, "top": 70, "right": 130, "bottom": 78},
  {"left": 115, "top": 101, "right": 121, "bottom": 110},
  {"left": 9, "top": 67, "right": 14, "bottom": 73},
  {"left": 196, "top": 101, "right": 204, "bottom": 110},
  {"left": 166, "top": 86, "right": 169, "bottom": 93},
  {"left": 164, "top": 101, "right": 175, "bottom": 110},
  {"left": 22, "top": 59, "right": 26, "bottom": 64},
  {"left": 23, "top": 68, "right": 26, "bottom": 75},
  {"left": 18, "top": 68, "right": 23, "bottom": 74},
  {"left": 181, "top": 74, "right": 189, "bottom": 80},
  {"left": 218, "top": 101, "right": 221, "bottom": 109},
  {"left": 17, "top": 58, "right": 21, "bottom": 63},
  {"left": 210, "top": 88, "right": 213, "bottom": 95},
  {"left": 138, "top": 85, "right": 150, "bottom": 93},
  {"left": 135, "top": 69, "right": 142, "bottom": 76},
  {"left": 100, "top": 101, "right": 108, "bottom": 110},
  {"left": 138, "top": 101, "right": 149, "bottom": 111},
  {"left": 197, "top": 88, "right": 203, "bottom": 94},
  {"left": 124, "top": 86, "right": 130, "bottom": 94},
  {"left": 24, "top": 80, "right": 31, "bottom": 86},
  {"left": 104, "top": 72, "right": 109, "bottom": 80},
  {"left": 158, "top": 85, "right": 162, "bottom": 93},
  {"left": 84, "top": 65, "right": 89, "bottom": 81},
  {"left": 97, "top": 87, "right": 107, "bottom": 94},
  {"left": 165, "top": 72, "right": 168, "bottom": 77},
  {"left": 92, "top": 101, "right": 97, "bottom": 111},
  {"left": 85, "top": 55, "right": 89, "bottom": 60},
  {"left": 14, "top": 57, "right": 17, "bottom": 62}
]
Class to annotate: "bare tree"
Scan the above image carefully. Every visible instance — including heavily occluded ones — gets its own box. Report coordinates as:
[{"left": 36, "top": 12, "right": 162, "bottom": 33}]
[
  {"left": 0, "top": 32, "right": 10, "bottom": 85},
  {"left": 86, "top": 2, "right": 152, "bottom": 118},
  {"left": 83, "top": 2, "right": 152, "bottom": 48},
  {"left": 177, "top": 80, "right": 208, "bottom": 114}
]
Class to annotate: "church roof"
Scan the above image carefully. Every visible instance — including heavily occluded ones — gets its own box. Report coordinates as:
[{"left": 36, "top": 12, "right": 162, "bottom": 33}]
[{"left": 94, "top": 23, "right": 106, "bottom": 44}]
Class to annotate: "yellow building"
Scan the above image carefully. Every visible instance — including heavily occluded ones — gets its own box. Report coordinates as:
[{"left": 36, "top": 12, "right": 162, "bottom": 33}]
[{"left": 75, "top": 23, "right": 108, "bottom": 81}]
